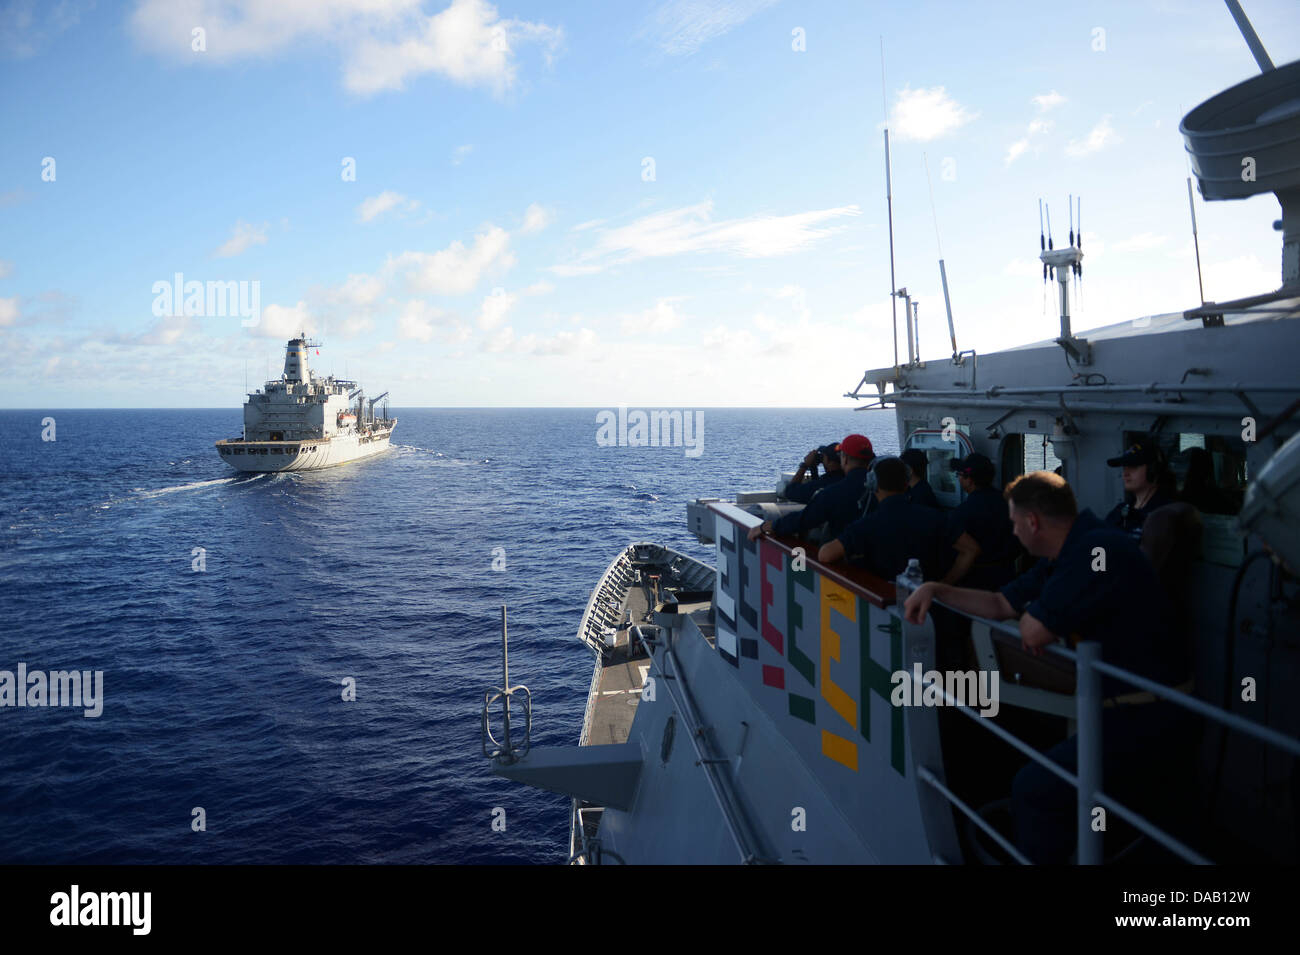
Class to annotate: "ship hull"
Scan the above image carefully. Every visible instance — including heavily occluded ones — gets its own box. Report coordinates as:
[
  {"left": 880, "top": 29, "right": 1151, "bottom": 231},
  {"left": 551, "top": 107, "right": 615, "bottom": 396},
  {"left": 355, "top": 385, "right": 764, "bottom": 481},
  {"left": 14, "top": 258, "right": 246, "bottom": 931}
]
[{"left": 215, "top": 426, "right": 395, "bottom": 472}]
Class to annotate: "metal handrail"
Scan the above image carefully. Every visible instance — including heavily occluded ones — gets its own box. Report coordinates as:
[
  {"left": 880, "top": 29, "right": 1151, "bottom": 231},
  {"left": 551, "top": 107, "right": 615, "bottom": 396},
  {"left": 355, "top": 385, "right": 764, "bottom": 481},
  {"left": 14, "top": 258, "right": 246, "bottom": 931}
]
[
  {"left": 576, "top": 652, "right": 602, "bottom": 748},
  {"left": 965, "top": 609, "right": 1300, "bottom": 758},
  {"left": 631, "top": 625, "right": 772, "bottom": 864},
  {"left": 919, "top": 594, "right": 1300, "bottom": 863}
]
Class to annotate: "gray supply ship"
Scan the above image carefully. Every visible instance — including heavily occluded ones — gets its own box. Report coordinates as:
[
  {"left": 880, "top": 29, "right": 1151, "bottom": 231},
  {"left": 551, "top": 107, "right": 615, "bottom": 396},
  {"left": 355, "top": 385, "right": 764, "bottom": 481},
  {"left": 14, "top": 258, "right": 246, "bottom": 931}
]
[
  {"left": 481, "top": 3, "right": 1300, "bottom": 864},
  {"left": 216, "top": 335, "right": 396, "bottom": 472}
]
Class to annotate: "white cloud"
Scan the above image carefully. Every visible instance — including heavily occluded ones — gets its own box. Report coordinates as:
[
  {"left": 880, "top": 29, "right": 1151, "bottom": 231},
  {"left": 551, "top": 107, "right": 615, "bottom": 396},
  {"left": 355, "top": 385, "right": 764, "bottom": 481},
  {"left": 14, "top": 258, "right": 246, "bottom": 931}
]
[
  {"left": 0, "top": 259, "right": 12, "bottom": 279},
  {"left": 397, "top": 299, "right": 445, "bottom": 341},
  {"left": 621, "top": 297, "right": 686, "bottom": 335},
  {"left": 1032, "top": 90, "right": 1066, "bottom": 111},
  {"left": 481, "top": 324, "right": 596, "bottom": 355},
  {"left": 1, "top": 0, "right": 85, "bottom": 59},
  {"left": 337, "top": 315, "right": 375, "bottom": 337},
  {"left": 130, "top": 0, "right": 562, "bottom": 97},
  {"left": 523, "top": 280, "right": 554, "bottom": 296},
  {"left": 0, "top": 297, "right": 18, "bottom": 326},
  {"left": 136, "top": 316, "right": 197, "bottom": 345},
  {"left": 389, "top": 224, "right": 514, "bottom": 295},
  {"left": 329, "top": 272, "right": 385, "bottom": 307},
  {"left": 214, "top": 220, "right": 268, "bottom": 258},
  {"left": 550, "top": 263, "right": 603, "bottom": 277},
  {"left": 478, "top": 288, "right": 516, "bottom": 329},
  {"left": 891, "top": 86, "right": 977, "bottom": 142},
  {"left": 1005, "top": 119, "right": 1053, "bottom": 166},
  {"left": 529, "top": 327, "right": 595, "bottom": 355},
  {"left": 343, "top": 0, "right": 563, "bottom": 95},
  {"left": 571, "top": 218, "right": 604, "bottom": 232},
  {"left": 257, "top": 301, "right": 315, "bottom": 339},
  {"left": 642, "top": 0, "right": 777, "bottom": 56},
  {"left": 520, "top": 203, "right": 551, "bottom": 234},
  {"left": 357, "top": 190, "right": 419, "bottom": 223},
  {"left": 1066, "top": 116, "right": 1120, "bottom": 157},
  {"left": 483, "top": 325, "right": 515, "bottom": 352},
  {"left": 771, "top": 283, "right": 811, "bottom": 322},
  {"left": 1003, "top": 258, "right": 1041, "bottom": 278},
  {"left": 1114, "top": 232, "right": 1167, "bottom": 253},
  {"left": 452, "top": 143, "right": 474, "bottom": 165},
  {"left": 555, "top": 200, "right": 859, "bottom": 274},
  {"left": 1204, "top": 253, "right": 1278, "bottom": 303}
]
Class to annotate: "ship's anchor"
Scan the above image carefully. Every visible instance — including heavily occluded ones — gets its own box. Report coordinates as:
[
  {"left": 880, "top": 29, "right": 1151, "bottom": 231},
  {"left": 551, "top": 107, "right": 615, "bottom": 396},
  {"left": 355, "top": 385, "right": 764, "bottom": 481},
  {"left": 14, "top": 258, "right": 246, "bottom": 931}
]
[{"left": 481, "top": 604, "right": 531, "bottom": 765}]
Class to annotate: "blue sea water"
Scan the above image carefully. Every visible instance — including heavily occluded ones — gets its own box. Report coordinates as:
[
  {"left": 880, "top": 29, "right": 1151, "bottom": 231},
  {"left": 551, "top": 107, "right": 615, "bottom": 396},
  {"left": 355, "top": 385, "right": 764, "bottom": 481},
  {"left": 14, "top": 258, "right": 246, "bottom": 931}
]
[{"left": 0, "top": 407, "right": 898, "bottom": 864}]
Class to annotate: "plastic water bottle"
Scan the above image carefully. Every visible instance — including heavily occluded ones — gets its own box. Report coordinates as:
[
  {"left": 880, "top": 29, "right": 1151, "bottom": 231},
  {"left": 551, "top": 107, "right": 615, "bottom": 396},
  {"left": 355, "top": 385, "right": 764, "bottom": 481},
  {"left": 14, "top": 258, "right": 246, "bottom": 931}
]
[{"left": 903, "top": 558, "right": 924, "bottom": 590}]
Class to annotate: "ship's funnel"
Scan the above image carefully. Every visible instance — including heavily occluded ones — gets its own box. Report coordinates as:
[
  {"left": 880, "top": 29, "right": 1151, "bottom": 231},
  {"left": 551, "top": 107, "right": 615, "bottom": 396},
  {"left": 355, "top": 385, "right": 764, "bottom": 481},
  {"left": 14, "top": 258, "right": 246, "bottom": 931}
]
[
  {"left": 283, "top": 338, "right": 313, "bottom": 383},
  {"left": 1180, "top": 58, "right": 1300, "bottom": 287}
]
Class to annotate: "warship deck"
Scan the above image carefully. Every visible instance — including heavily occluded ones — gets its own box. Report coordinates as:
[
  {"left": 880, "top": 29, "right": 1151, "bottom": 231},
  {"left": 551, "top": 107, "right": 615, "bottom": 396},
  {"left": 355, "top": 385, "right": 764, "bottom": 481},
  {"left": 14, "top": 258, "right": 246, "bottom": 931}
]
[
  {"left": 573, "top": 547, "right": 715, "bottom": 857},
  {"left": 584, "top": 588, "right": 654, "bottom": 747}
]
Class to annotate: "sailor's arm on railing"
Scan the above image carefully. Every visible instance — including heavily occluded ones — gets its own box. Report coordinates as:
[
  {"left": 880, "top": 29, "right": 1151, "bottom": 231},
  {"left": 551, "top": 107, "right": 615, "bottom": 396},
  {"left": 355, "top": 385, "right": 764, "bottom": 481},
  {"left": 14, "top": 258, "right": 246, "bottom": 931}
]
[{"left": 903, "top": 580, "right": 1016, "bottom": 627}]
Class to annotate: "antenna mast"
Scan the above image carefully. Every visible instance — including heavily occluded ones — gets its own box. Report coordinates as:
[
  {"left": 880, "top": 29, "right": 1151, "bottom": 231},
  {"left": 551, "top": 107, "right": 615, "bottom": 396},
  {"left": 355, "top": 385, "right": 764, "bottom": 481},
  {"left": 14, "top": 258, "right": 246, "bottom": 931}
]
[
  {"left": 1187, "top": 177, "right": 1206, "bottom": 305},
  {"left": 1038, "top": 196, "right": 1089, "bottom": 364},
  {"left": 882, "top": 38, "right": 899, "bottom": 376}
]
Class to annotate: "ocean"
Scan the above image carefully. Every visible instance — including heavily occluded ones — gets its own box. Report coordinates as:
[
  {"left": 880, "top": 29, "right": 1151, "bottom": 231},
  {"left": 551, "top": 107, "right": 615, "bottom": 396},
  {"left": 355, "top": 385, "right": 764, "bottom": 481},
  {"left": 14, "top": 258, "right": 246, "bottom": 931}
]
[{"left": 0, "top": 407, "right": 898, "bottom": 864}]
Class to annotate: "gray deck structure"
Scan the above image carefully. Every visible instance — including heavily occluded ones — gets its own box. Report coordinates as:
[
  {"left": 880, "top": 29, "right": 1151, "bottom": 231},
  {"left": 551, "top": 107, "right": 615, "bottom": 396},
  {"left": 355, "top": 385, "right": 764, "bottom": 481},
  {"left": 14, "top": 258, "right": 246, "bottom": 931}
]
[{"left": 482, "top": 10, "right": 1300, "bottom": 864}]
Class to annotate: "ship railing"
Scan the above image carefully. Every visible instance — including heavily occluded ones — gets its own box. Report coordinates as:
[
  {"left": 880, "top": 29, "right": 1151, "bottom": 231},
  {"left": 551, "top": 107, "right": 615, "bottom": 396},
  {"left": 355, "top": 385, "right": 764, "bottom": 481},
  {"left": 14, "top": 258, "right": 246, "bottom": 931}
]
[
  {"left": 913, "top": 595, "right": 1300, "bottom": 864},
  {"left": 577, "top": 652, "right": 602, "bottom": 748},
  {"left": 707, "top": 501, "right": 1300, "bottom": 863}
]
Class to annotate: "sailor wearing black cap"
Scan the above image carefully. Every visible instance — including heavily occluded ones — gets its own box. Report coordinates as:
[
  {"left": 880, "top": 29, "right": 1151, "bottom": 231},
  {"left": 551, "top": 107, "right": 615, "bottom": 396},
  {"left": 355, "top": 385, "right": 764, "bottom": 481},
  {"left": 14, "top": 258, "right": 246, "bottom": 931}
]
[
  {"left": 1104, "top": 440, "right": 1175, "bottom": 539},
  {"left": 750, "top": 434, "right": 875, "bottom": 543},
  {"left": 945, "top": 452, "right": 1022, "bottom": 589},
  {"left": 785, "top": 443, "right": 844, "bottom": 504},
  {"left": 899, "top": 448, "right": 941, "bottom": 509}
]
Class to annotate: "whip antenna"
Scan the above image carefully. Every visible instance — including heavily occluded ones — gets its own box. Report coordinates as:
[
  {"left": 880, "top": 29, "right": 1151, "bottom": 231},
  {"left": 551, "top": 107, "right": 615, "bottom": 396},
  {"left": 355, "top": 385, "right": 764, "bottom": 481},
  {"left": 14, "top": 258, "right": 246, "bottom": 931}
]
[{"left": 882, "top": 37, "right": 899, "bottom": 375}]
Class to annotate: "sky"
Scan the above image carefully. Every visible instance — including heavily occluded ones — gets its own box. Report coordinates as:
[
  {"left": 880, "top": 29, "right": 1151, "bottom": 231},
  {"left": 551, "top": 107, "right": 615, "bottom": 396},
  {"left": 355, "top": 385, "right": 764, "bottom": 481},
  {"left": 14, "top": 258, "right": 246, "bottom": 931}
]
[{"left": 1, "top": 0, "right": 1297, "bottom": 408}]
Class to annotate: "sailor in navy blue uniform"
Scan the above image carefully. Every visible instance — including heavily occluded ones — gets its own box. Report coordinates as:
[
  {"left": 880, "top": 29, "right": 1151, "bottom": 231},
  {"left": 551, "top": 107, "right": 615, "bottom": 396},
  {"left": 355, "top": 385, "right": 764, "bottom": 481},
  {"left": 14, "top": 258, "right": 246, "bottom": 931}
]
[
  {"left": 900, "top": 448, "right": 941, "bottom": 509},
  {"left": 903, "top": 471, "right": 1188, "bottom": 864},
  {"left": 1104, "top": 440, "right": 1175, "bottom": 540},
  {"left": 945, "top": 452, "right": 1022, "bottom": 590},
  {"left": 750, "top": 434, "right": 874, "bottom": 544},
  {"left": 818, "top": 457, "right": 951, "bottom": 580},
  {"left": 785, "top": 443, "right": 843, "bottom": 504}
]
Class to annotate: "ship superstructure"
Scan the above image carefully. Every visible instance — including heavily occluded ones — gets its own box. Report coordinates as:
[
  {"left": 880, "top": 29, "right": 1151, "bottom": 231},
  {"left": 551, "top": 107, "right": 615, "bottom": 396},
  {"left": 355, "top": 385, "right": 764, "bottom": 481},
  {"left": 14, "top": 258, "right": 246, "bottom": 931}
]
[
  {"left": 215, "top": 336, "right": 396, "bottom": 472},
  {"left": 480, "top": 4, "right": 1300, "bottom": 865}
]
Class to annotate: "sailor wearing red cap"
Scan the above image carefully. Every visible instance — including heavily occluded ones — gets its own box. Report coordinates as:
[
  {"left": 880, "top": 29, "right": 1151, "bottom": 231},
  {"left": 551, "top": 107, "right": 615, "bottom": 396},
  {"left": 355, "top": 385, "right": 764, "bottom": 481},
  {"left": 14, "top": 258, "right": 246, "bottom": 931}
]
[{"left": 749, "top": 434, "right": 876, "bottom": 543}]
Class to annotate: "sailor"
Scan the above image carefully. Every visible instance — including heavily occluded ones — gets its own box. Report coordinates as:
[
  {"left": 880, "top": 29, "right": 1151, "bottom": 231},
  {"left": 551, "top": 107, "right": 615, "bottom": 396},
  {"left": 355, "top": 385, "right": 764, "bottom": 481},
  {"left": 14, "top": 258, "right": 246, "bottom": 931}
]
[
  {"left": 785, "top": 443, "right": 844, "bottom": 504},
  {"left": 749, "top": 434, "right": 874, "bottom": 544},
  {"left": 1104, "top": 440, "right": 1175, "bottom": 539},
  {"left": 817, "top": 457, "right": 953, "bottom": 580},
  {"left": 902, "top": 471, "right": 1187, "bottom": 864},
  {"left": 899, "top": 448, "right": 941, "bottom": 509},
  {"left": 944, "top": 452, "right": 1022, "bottom": 590}
]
